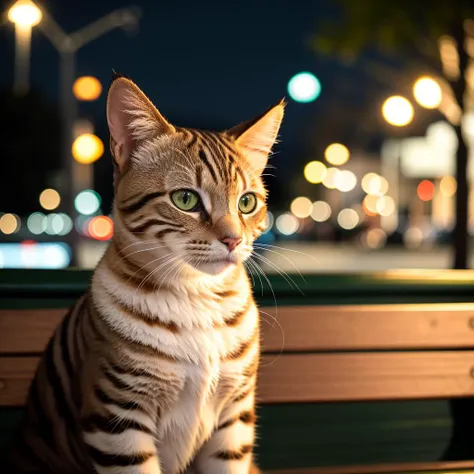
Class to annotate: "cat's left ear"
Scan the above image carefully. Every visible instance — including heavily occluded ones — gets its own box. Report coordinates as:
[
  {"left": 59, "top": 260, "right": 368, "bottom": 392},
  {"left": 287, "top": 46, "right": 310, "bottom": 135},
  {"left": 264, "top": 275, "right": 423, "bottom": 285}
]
[
  {"left": 107, "top": 75, "right": 175, "bottom": 173},
  {"left": 227, "top": 100, "right": 285, "bottom": 176}
]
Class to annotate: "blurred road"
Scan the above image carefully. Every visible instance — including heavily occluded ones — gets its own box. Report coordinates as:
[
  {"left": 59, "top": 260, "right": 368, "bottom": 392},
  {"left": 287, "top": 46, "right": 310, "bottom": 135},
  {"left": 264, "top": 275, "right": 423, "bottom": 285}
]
[{"left": 78, "top": 241, "right": 474, "bottom": 272}]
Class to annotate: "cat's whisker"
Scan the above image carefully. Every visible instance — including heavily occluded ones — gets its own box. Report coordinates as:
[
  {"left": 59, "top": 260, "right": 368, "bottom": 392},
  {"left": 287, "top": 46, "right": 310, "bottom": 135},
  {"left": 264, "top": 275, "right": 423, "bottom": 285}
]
[
  {"left": 254, "top": 243, "right": 321, "bottom": 266},
  {"left": 252, "top": 245, "right": 306, "bottom": 283},
  {"left": 251, "top": 251, "right": 304, "bottom": 295},
  {"left": 248, "top": 256, "right": 278, "bottom": 318}
]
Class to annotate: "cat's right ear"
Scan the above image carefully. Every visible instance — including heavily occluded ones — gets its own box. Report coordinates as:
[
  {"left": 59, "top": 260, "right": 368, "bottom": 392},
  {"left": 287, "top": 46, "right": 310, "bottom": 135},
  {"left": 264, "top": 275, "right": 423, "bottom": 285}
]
[{"left": 106, "top": 76, "right": 175, "bottom": 172}]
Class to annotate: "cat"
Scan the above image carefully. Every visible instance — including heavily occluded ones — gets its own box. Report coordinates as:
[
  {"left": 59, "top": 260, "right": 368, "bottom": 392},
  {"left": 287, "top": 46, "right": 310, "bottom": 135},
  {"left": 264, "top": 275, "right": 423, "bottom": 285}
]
[{"left": 9, "top": 74, "right": 284, "bottom": 474}]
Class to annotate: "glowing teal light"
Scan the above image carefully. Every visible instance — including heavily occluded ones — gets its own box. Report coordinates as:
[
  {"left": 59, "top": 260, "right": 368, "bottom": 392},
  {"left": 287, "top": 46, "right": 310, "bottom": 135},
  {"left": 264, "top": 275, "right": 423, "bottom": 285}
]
[
  {"left": 287, "top": 72, "right": 321, "bottom": 103},
  {"left": 74, "top": 190, "right": 101, "bottom": 216}
]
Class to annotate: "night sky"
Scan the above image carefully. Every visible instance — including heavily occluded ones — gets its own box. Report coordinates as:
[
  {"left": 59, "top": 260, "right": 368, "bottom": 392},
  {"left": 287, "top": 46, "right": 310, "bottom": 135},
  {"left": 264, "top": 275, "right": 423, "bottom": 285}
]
[
  {"left": 0, "top": 0, "right": 390, "bottom": 212},
  {"left": 0, "top": 0, "right": 345, "bottom": 141}
]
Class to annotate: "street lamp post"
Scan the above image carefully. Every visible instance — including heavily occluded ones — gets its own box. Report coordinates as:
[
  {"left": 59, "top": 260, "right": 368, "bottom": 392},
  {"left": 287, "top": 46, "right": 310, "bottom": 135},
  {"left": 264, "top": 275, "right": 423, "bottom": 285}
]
[
  {"left": 6, "top": 1, "right": 141, "bottom": 265},
  {"left": 7, "top": 0, "right": 42, "bottom": 95}
]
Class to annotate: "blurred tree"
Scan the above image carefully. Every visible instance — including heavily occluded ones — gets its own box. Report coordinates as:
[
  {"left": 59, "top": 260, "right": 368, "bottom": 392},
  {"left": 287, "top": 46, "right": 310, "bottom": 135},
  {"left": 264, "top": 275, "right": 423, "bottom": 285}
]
[
  {"left": 312, "top": 0, "right": 474, "bottom": 269},
  {"left": 0, "top": 89, "right": 61, "bottom": 215}
]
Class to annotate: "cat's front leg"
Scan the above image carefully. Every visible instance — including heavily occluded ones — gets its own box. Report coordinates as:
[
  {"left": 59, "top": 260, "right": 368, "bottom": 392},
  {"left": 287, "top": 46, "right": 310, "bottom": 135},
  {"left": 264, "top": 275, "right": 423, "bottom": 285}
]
[
  {"left": 80, "top": 371, "right": 162, "bottom": 474},
  {"left": 81, "top": 407, "right": 162, "bottom": 474},
  {"left": 193, "top": 385, "right": 257, "bottom": 473}
]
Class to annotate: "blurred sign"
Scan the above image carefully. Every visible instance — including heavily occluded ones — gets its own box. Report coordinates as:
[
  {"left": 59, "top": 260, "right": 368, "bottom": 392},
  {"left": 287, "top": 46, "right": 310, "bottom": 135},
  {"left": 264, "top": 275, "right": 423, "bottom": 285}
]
[{"left": 382, "top": 117, "right": 474, "bottom": 179}]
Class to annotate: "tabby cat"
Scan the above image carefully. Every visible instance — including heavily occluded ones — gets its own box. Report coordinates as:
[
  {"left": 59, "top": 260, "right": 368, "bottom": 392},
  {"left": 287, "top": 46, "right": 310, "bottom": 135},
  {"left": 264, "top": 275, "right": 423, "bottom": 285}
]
[{"left": 9, "top": 75, "right": 284, "bottom": 474}]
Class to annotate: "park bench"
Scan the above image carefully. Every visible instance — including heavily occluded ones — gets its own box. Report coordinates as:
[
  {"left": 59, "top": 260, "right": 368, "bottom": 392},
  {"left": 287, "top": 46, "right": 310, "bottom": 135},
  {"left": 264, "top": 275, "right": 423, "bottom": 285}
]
[{"left": 1, "top": 269, "right": 474, "bottom": 473}]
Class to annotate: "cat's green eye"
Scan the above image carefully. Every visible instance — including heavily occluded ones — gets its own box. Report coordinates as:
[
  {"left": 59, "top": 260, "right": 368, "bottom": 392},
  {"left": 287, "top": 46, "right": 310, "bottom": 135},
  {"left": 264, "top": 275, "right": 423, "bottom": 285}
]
[
  {"left": 238, "top": 193, "right": 257, "bottom": 214},
  {"left": 171, "top": 190, "right": 200, "bottom": 212}
]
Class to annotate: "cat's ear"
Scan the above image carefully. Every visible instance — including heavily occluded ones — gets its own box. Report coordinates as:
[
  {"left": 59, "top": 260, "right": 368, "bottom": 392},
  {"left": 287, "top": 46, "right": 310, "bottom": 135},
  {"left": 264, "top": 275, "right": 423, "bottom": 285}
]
[
  {"left": 106, "top": 76, "right": 175, "bottom": 171},
  {"left": 227, "top": 100, "right": 285, "bottom": 176}
]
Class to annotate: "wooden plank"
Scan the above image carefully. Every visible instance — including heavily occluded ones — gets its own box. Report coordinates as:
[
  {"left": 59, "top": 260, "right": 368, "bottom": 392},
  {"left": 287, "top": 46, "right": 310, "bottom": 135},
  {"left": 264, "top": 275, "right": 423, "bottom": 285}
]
[
  {"left": 265, "top": 460, "right": 474, "bottom": 473},
  {"left": 2, "top": 303, "right": 474, "bottom": 355},
  {"left": 261, "top": 303, "right": 474, "bottom": 351},
  {"left": 257, "top": 352, "right": 474, "bottom": 403},
  {"left": 0, "top": 309, "right": 63, "bottom": 353},
  {"left": 0, "top": 357, "right": 38, "bottom": 406},
  {"left": 2, "top": 352, "right": 474, "bottom": 406}
]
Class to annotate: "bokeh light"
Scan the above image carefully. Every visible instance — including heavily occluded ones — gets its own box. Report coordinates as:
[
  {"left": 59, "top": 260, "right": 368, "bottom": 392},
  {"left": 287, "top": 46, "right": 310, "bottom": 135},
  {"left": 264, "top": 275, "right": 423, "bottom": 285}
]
[
  {"left": 363, "top": 195, "right": 379, "bottom": 215},
  {"left": 72, "top": 133, "right": 104, "bottom": 164},
  {"left": 304, "top": 161, "right": 327, "bottom": 184},
  {"left": 417, "top": 180, "right": 435, "bottom": 202},
  {"left": 404, "top": 227, "right": 424, "bottom": 249},
  {"left": 322, "top": 167, "right": 340, "bottom": 189},
  {"left": 0, "top": 213, "right": 20, "bottom": 234},
  {"left": 375, "top": 196, "right": 396, "bottom": 217},
  {"left": 290, "top": 197, "right": 313, "bottom": 218},
  {"left": 74, "top": 190, "right": 101, "bottom": 215},
  {"left": 276, "top": 213, "right": 299, "bottom": 236},
  {"left": 310, "top": 201, "right": 331, "bottom": 222},
  {"left": 364, "top": 228, "right": 387, "bottom": 249},
  {"left": 27, "top": 212, "right": 46, "bottom": 235},
  {"left": 361, "top": 173, "right": 388, "bottom": 196},
  {"left": 337, "top": 208, "right": 359, "bottom": 230},
  {"left": 287, "top": 72, "right": 321, "bottom": 103},
  {"left": 439, "top": 176, "right": 457, "bottom": 197},
  {"left": 39, "top": 188, "right": 60, "bottom": 211},
  {"left": 262, "top": 211, "right": 274, "bottom": 234},
  {"left": 88, "top": 216, "right": 114, "bottom": 241},
  {"left": 324, "top": 143, "right": 350, "bottom": 166},
  {"left": 8, "top": 0, "right": 42, "bottom": 27},
  {"left": 44, "top": 213, "right": 71, "bottom": 236},
  {"left": 382, "top": 96, "right": 414, "bottom": 127},
  {"left": 73, "top": 76, "right": 102, "bottom": 101},
  {"left": 335, "top": 170, "right": 357, "bottom": 192},
  {"left": 413, "top": 76, "right": 442, "bottom": 109},
  {"left": 56, "top": 213, "right": 73, "bottom": 236}
]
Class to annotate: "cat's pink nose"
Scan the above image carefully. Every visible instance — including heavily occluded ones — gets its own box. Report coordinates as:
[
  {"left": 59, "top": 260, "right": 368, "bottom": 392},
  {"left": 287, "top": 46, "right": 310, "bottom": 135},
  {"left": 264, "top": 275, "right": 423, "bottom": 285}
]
[{"left": 220, "top": 237, "right": 242, "bottom": 252}]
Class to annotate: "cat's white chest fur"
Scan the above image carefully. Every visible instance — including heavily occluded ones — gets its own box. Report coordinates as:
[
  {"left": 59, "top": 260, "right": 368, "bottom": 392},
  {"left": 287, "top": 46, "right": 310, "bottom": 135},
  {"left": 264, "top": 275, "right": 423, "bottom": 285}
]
[{"left": 157, "top": 360, "right": 222, "bottom": 473}]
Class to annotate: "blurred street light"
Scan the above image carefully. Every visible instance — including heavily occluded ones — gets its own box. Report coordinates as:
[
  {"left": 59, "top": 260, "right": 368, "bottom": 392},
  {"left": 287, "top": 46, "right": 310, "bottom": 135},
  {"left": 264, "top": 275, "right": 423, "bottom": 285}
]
[
  {"left": 417, "top": 180, "right": 435, "bottom": 202},
  {"left": 413, "top": 76, "right": 442, "bottom": 109},
  {"left": 8, "top": 0, "right": 42, "bottom": 95},
  {"left": 72, "top": 133, "right": 104, "bottom": 164},
  {"left": 324, "top": 143, "right": 350, "bottom": 166},
  {"left": 290, "top": 197, "right": 313, "bottom": 218},
  {"left": 74, "top": 190, "right": 101, "bottom": 215},
  {"left": 304, "top": 160, "right": 327, "bottom": 183},
  {"left": 0, "top": 213, "right": 20, "bottom": 234},
  {"left": 337, "top": 208, "right": 359, "bottom": 230},
  {"left": 73, "top": 76, "right": 102, "bottom": 101},
  {"left": 276, "top": 213, "right": 299, "bottom": 236},
  {"left": 439, "top": 176, "right": 457, "bottom": 197},
  {"left": 39, "top": 188, "right": 61, "bottom": 210},
  {"left": 334, "top": 170, "right": 357, "bottom": 192},
  {"left": 288, "top": 72, "right": 321, "bottom": 103},
  {"left": 310, "top": 201, "right": 331, "bottom": 222},
  {"left": 322, "top": 167, "right": 340, "bottom": 189},
  {"left": 382, "top": 95, "right": 414, "bottom": 127},
  {"left": 88, "top": 216, "right": 114, "bottom": 241}
]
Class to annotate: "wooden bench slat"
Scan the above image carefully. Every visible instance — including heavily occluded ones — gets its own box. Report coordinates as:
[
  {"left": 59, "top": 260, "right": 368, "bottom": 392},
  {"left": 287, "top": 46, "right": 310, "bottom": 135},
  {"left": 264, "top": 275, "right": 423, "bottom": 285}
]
[
  {"left": 2, "top": 303, "right": 474, "bottom": 355},
  {"left": 0, "top": 309, "right": 63, "bottom": 353},
  {"left": 2, "top": 352, "right": 474, "bottom": 406},
  {"left": 266, "top": 459, "right": 474, "bottom": 474},
  {"left": 261, "top": 303, "right": 474, "bottom": 351},
  {"left": 0, "top": 357, "right": 38, "bottom": 406},
  {"left": 257, "top": 351, "right": 474, "bottom": 403}
]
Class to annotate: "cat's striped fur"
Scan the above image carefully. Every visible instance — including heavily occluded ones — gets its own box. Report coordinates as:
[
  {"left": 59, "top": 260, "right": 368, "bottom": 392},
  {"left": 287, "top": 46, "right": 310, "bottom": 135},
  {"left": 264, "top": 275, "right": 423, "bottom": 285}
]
[{"left": 9, "top": 76, "right": 284, "bottom": 473}]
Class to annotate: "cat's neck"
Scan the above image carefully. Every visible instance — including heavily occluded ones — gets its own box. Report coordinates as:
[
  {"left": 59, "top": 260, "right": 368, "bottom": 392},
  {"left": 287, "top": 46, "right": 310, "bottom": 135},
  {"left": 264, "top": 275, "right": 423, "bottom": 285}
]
[{"left": 92, "top": 240, "right": 250, "bottom": 330}]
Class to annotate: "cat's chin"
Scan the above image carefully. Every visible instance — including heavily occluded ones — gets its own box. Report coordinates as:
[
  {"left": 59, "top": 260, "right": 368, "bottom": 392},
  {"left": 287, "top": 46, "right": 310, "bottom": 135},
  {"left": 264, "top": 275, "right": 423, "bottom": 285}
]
[{"left": 192, "top": 258, "right": 237, "bottom": 276}]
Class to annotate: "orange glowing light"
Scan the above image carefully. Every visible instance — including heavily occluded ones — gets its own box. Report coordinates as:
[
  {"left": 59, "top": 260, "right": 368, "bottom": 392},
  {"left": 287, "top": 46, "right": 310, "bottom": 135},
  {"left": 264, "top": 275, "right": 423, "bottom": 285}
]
[
  {"left": 88, "top": 216, "right": 113, "bottom": 240},
  {"left": 73, "top": 76, "right": 102, "bottom": 101},
  {"left": 417, "top": 180, "right": 435, "bottom": 202}
]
